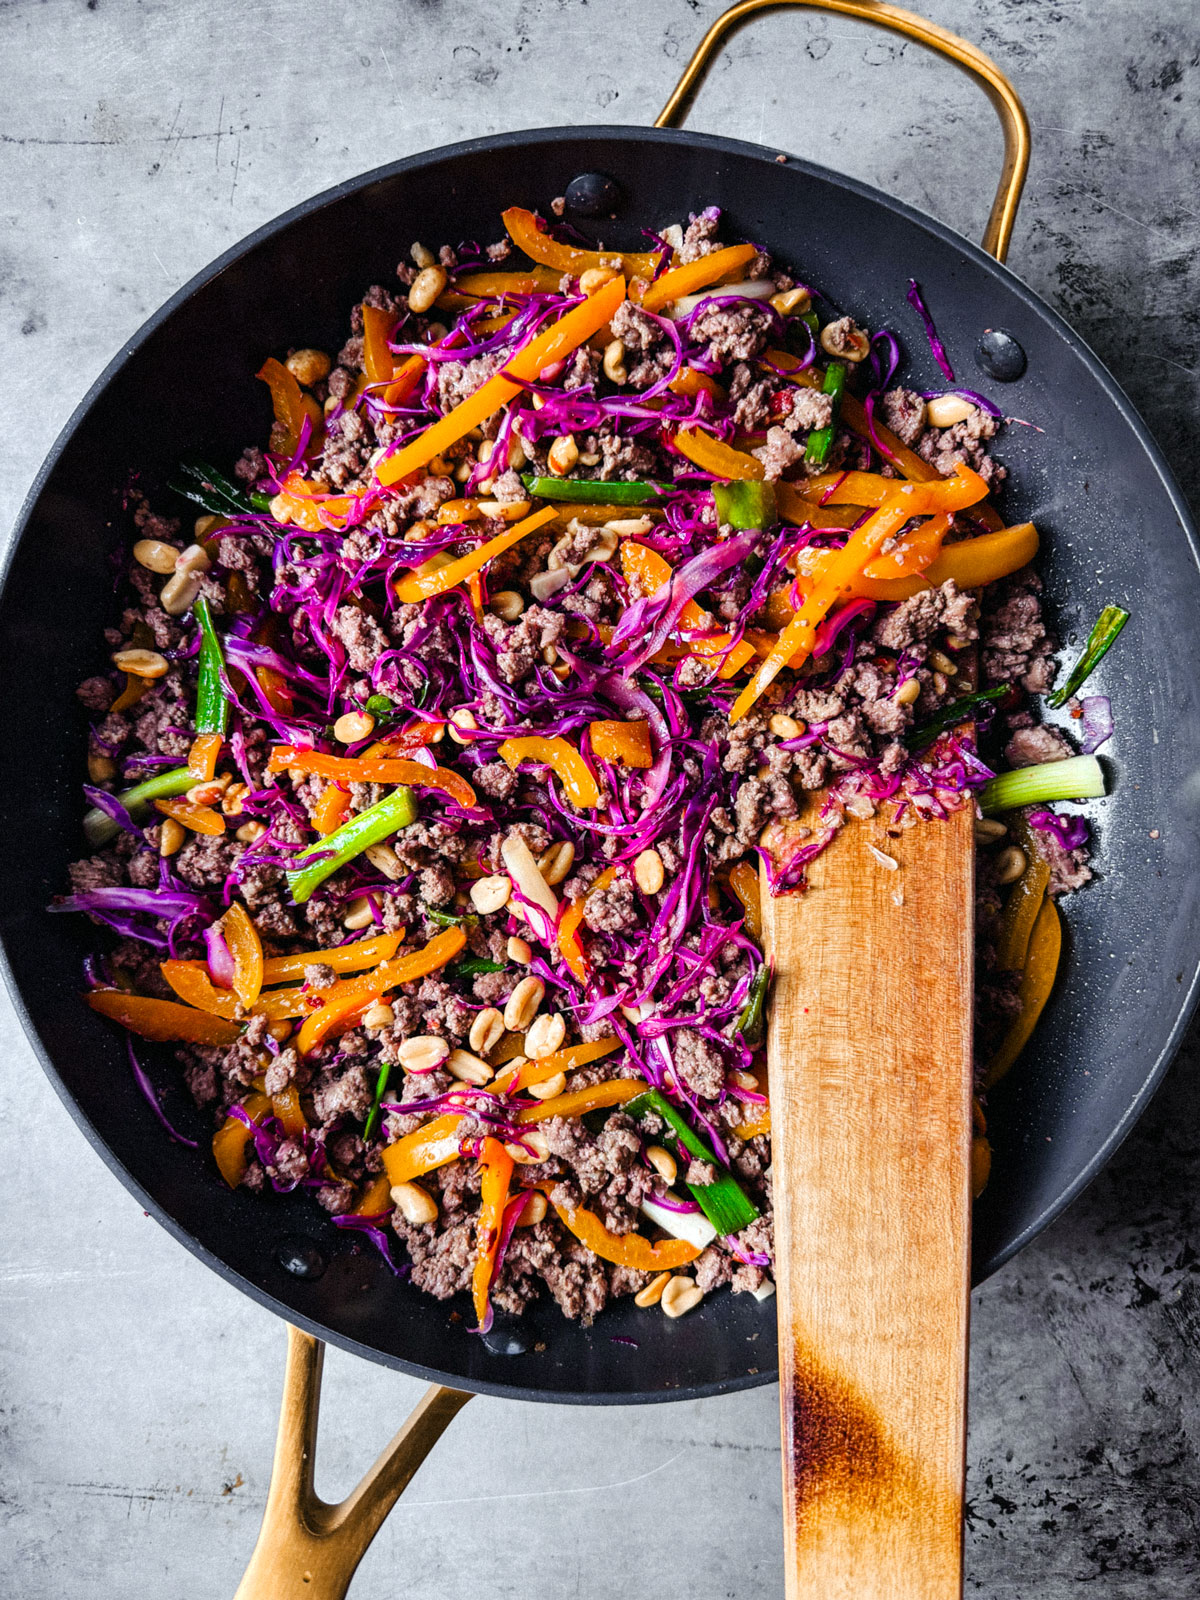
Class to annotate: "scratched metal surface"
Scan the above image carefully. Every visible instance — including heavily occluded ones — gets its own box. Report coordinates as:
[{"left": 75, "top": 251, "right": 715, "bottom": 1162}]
[{"left": 1, "top": 0, "right": 1198, "bottom": 1594}]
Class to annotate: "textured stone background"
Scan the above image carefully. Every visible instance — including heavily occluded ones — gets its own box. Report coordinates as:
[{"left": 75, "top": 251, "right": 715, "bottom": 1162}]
[{"left": 2, "top": 1, "right": 1199, "bottom": 1594}]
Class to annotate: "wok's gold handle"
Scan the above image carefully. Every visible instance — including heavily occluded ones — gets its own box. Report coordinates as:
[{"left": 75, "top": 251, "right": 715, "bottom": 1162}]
[
  {"left": 655, "top": 0, "right": 1030, "bottom": 263},
  {"left": 233, "top": 1326, "right": 472, "bottom": 1600}
]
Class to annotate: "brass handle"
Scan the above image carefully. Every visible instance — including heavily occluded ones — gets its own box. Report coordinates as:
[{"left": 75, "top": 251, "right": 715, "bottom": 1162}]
[
  {"left": 234, "top": 1326, "right": 472, "bottom": 1600},
  {"left": 655, "top": 0, "right": 1030, "bottom": 263}
]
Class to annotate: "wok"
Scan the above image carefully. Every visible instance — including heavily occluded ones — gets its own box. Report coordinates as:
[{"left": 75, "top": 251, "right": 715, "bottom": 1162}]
[{"left": 4, "top": 1, "right": 1199, "bottom": 1591}]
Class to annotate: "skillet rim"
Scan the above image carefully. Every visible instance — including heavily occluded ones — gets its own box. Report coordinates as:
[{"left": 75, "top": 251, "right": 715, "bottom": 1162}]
[{"left": 5, "top": 121, "right": 1199, "bottom": 1403}]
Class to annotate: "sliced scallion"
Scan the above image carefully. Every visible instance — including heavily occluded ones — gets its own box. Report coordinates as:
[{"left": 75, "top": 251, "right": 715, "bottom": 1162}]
[
  {"left": 521, "top": 475, "right": 666, "bottom": 506},
  {"left": 909, "top": 683, "right": 1011, "bottom": 751},
  {"left": 83, "top": 766, "right": 196, "bottom": 848},
  {"left": 626, "top": 1087, "right": 759, "bottom": 1236},
  {"left": 1048, "top": 605, "right": 1129, "bottom": 709},
  {"left": 979, "top": 754, "right": 1105, "bottom": 816},
  {"left": 286, "top": 786, "right": 417, "bottom": 903}
]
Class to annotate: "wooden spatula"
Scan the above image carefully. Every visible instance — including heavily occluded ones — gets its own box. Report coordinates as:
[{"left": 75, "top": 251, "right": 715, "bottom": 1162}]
[{"left": 760, "top": 799, "right": 974, "bottom": 1600}]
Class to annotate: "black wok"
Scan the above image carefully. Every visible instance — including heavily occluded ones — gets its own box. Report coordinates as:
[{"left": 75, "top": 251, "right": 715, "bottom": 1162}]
[{"left": 3, "top": 0, "right": 1199, "bottom": 1426}]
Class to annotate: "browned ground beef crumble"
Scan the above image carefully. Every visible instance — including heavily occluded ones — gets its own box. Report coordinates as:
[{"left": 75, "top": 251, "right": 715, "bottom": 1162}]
[{"left": 62, "top": 208, "right": 1093, "bottom": 1329}]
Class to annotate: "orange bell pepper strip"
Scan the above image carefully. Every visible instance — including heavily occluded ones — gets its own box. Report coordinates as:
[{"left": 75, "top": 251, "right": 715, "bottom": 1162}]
[
  {"left": 270, "top": 471, "right": 356, "bottom": 533},
  {"left": 382, "top": 1113, "right": 465, "bottom": 1186},
  {"left": 187, "top": 732, "right": 223, "bottom": 782},
  {"left": 501, "top": 206, "right": 659, "bottom": 281},
  {"left": 257, "top": 357, "right": 308, "bottom": 459},
  {"left": 361, "top": 720, "right": 445, "bottom": 760},
  {"left": 839, "top": 392, "right": 1004, "bottom": 532},
  {"left": 296, "top": 927, "right": 467, "bottom": 1055},
  {"left": 497, "top": 735, "right": 601, "bottom": 809},
  {"left": 271, "top": 1083, "right": 308, "bottom": 1138},
  {"left": 160, "top": 960, "right": 312, "bottom": 1020},
  {"left": 729, "top": 467, "right": 988, "bottom": 722},
  {"left": 620, "top": 540, "right": 709, "bottom": 630},
  {"left": 672, "top": 427, "right": 764, "bottom": 481},
  {"left": 788, "top": 521, "right": 1040, "bottom": 606},
  {"left": 588, "top": 720, "right": 653, "bottom": 768},
  {"left": 774, "top": 485, "right": 864, "bottom": 531},
  {"left": 352, "top": 1173, "right": 394, "bottom": 1217},
  {"left": 268, "top": 745, "right": 478, "bottom": 810},
  {"left": 453, "top": 266, "right": 564, "bottom": 299},
  {"left": 213, "top": 1092, "right": 271, "bottom": 1188},
  {"left": 994, "top": 819, "right": 1052, "bottom": 971},
  {"left": 86, "top": 989, "right": 242, "bottom": 1046},
  {"left": 985, "top": 894, "right": 1062, "bottom": 1087},
  {"left": 727, "top": 859, "right": 763, "bottom": 945},
  {"left": 472, "top": 1137, "right": 515, "bottom": 1327},
  {"left": 393, "top": 505, "right": 558, "bottom": 603},
  {"left": 154, "top": 797, "right": 226, "bottom": 836},
  {"left": 376, "top": 276, "right": 627, "bottom": 487},
  {"left": 223, "top": 902, "right": 264, "bottom": 1009},
  {"left": 669, "top": 367, "right": 727, "bottom": 402},
  {"left": 539, "top": 1188, "right": 701, "bottom": 1271},
  {"left": 313, "top": 782, "right": 351, "bottom": 836},
  {"left": 261, "top": 932, "right": 404, "bottom": 984},
  {"left": 110, "top": 674, "right": 150, "bottom": 715},
  {"left": 555, "top": 865, "right": 617, "bottom": 980},
  {"left": 733, "top": 1104, "right": 772, "bottom": 1141},
  {"left": 514, "top": 1078, "right": 647, "bottom": 1124},
  {"left": 494, "top": 1036, "right": 621, "bottom": 1095},
  {"left": 640, "top": 242, "right": 759, "bottom": 314},
  {"left": 361, "top": 302, "right": 397, "bottom": 385},
  {"left": 381, "top": 352, "right": 426, "bottom": 410},
  {"left": 861, "top": 512, "right": 953, "bottom": 580}
]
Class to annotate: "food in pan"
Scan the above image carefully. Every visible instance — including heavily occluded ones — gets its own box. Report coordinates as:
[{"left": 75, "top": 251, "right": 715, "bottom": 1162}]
[{"left": 58, "top": 203, "right": 1121, "bottom": 1329}]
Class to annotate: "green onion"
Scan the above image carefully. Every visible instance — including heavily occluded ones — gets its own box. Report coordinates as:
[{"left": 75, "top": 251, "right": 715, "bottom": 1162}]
[
  {"left": 804, "top": 360, "right": 846, "bottom": 467},
  {"left": 451, "top": 955, "right": 507, "bottom": 977},
  {"left": 169, "top": 458, "right": 254, "bottom": 518},
  {"left": 363, "top": 1060, "right": 391, "bottom": 1141},
  {"left": 250, "top": 490, "right": 274, "bottom": 513},
  {"left": 733, "top": 964, "right": 770, "bottom": 1046},
  {"left": 424, "top": 905, "right": 477, "bottom": 928},
  {"left": 1048, "top": 605, "right": 1130, "bottom": 709},
  {"left": 625, "top": 1087, "right": 759, "bottom": 1237},
  {"left": 83, "top": 766, "right": 196, "bottom": 847},
  {"left": 521, "top": 475, "right": 666, "bottom": 505},
  {"left": 979, "top": 754, "right": 1106, "bottom": 816},
  {"left": 286, "top": 787, "right": 417, "bottom": 903},
  {"left": 193, "top": 597, "right": 230, "bottom": 738},
  {"left": 712, "top": 480, "right": 777, "bottom": 532},
  {"left": 798, "top": 310, "right": 819, "bottom": 337},
  {"left": 364, "top": 693, "right": 396, "bottom": 719},
  {"left": 909, "top": 683, "right": 1011, "bottom": 751}
]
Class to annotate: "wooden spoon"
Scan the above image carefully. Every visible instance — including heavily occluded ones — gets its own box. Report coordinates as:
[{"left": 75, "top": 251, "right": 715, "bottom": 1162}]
[{"left": 760, "top": 799, "right": 974, "bottom": 1600}]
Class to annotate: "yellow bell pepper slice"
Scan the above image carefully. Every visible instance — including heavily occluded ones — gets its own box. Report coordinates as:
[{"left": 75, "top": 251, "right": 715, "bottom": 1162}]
[
  {"left": 86, "top": 989, "right": 242, "bottom": 1046},
  {"left": 296, "top": 927, "right": 467, "bottom": 1055},
  {"left": 376, "top": 276, "right": 627, "bottom": 487},
  {"left": 994, "top": 819, "right": 1053, "bottom": 971},
  {"left": 261, "top": 932, "right": 404, "bottom": 985},
  {"left": 213, "top": 1092, "right": 271, "bottom": 1188},
  {"left": 514, "top": 1079, "right": 647, "bottom": 1124},
  {"left": 497, "top": 735, "right": 601, "bottom": 809},
  {"left": 986, "top": 896, "right": 1062, "bottom": 1087},
  {"left": 640, "top": 243, "right": 759, "bottom": 314},
  {"left": 472, "top": 1138, "right": 515, "bottom": 1328},
  {"left": 541, "top": 1189, "right": 701, "bottom": 1270},
  {"left": 672, "top": 427, "right": 764, "bottom": 480},
  {"left": 382, "top": 1112, "right": 465, "bottom": 1187},
  {"left": 502, "top": 206, "right": 660, "bottom": 281},
  {"left": 394, "top": 505, "right": 558, "bottom": 604}
]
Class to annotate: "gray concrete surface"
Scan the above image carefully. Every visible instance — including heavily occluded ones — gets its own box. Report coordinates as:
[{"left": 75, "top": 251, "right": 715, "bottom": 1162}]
[{"left": 2, "top": 1, "right": 1199, "bottom": 1594}]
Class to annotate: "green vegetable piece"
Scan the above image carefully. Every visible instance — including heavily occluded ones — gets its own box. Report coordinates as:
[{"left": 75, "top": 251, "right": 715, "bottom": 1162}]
[
  {"left": 364, "top": 694, "right": 395, "bottom": 719},
  {"left": 169, "top": 458, "right": 254, "bottom": 518},
  {"left": 804, "top": 360, "right": 846, "bottom": 468},
  {"left": 521, "top": 475, "right": 666, "bottom": 506},
  {"left": 82, "top": 766, "right": 198, "bottom": 848},
  {"left": 286, "top": 787, "right": 418, "bottom": 903},
  {"left": 451, "top": 955, "right": 507, "bottom": 977},
  {"left": 909, "top": 683, "right": 1011, "bottom": 752},
  {"left": 1047, "top": 605, "right": 1130, "bottom": 709},
  {"left": 424, "top": 905, "right": 477, "bottom": 929},
  {"left": 733, "top": 964, "right": 770, "bottom": 1047},
  {"left": 979, "top": 754, "right": 1106, "bottom": 816},
  {"left": 249, "top": 490, "right": 275, "bottom": 513},
  {"left": 193, "top": 597, "right": 230, "bottom": 739},
  {"left": 625, "top": 1087, "right": 759, "bottom": 1237},
  {"left": 712, "top": 480, "right": 778, "bottom": 531},
  {"left": 799, "top": 310, "right": 819, "bottom": 336},
  {"left": 363, "top": 1060, "right": 391, "bottom": 1142}
]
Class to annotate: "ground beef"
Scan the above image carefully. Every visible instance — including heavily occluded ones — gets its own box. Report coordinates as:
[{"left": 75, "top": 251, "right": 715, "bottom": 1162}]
[
  {"left": 871, "top": 580, "right": 978, "bottom": 652},
  {"left": 311, "top": 1064, "right": 373, "bottom": 1126},
  {"left": 582, "top": 875, "right": 639, "bottom": 934},
  {"left": 980, "top": 568, "right": 1057, "bottom": 694},
  {"left": 918, "top": 407, "right": 1006, "bottom": 486},
  {"left": 672, "top": 1031, "right": 726, "bottom": 1100},
  {"left": 1005, "top": 725, "right": 1074, "bottom": 767},
  {"left": 881, "top": 387, "right": 927, "bottom": 445},
  {"left": 688, "top": 302, "right": 773, "bottom": 364},
  {"left": 753, "top": 426, "right": 804, "bottom": 479}
]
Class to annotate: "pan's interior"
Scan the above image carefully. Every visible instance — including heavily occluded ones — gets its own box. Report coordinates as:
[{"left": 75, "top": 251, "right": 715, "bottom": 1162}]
[{"left": 4, "top": 128, "right": 1199, "bottom": 1402}]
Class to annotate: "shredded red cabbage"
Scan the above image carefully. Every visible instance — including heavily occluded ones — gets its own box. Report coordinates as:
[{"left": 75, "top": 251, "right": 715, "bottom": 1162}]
[{"left": 906, "top": 279, "right": 956, "bottom": 383}]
